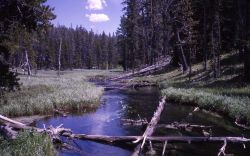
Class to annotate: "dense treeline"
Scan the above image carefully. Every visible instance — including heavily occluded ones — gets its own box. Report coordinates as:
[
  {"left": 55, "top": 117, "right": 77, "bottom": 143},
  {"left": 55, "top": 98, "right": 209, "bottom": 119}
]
[
  {"left": 1, "top": 0, "right": 119, "bottom": 93},
  {"left": 0, "top": 0, "right": 55, "bottom": 92},
  {"left": 1, "top": 0, "right": 250, "bottom": 94},
  {"left": 10, "top": 26, "right": 118, "bottom": 71},
  {"left": 117, "top": 0, "right": 250, "bottom": 80}
]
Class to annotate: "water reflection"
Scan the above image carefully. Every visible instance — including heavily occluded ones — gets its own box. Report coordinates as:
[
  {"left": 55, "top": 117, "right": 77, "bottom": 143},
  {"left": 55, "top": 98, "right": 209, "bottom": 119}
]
[{"left": 36, "top": 83, "right": 250, "bottom": 156}]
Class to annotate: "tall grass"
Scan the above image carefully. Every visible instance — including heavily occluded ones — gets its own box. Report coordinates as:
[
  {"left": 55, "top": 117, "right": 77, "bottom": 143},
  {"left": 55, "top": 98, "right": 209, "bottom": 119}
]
[
  {"left": 0, "top": 70, "right": 106, "bottom": 117},
  {"left": 0, "top": 131, "right": 55, "bottom": 156},
  {"left": 161, "top": 87, "right": 250, "bottom": 122}
]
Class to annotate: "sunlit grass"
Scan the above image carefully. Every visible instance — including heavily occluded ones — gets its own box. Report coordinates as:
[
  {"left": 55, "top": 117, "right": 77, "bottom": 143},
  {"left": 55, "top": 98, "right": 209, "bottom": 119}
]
[
  {"left": 0, "top": 70, "right": 112, "bottom": 117},
  {"left": 0, "top": 131, "right": 55, "bottom": 156}
]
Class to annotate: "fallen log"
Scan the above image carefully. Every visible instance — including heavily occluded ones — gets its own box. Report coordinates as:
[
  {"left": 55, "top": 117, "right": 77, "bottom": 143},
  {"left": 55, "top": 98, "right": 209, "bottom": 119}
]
[
  {"left": 0, "top": 115, "right": 26, "bottom": 128},
  {"left": 0, "top": 114, "right": 72, "bottom": 142},
  {"left": 235, "top": 119, "right": 250, "bottom": 130},
  {"left": 122, "top": 119, "right": 148, "bottom": 126},
  {"left": 132, "top": 96, "right": 167, "bottom": 156},
  {"left": 0, "top": 124, "right": 18, "bottom": 139},
  {"left": 122, "top": 120, "right": 212, "bottom": 130},
  {"left": 54, "top": 109, "right": 68, "bottom": 117},
  {"left": 127, "top": 82, "right": 157, "bottom": 89},
  {"left": 111, "top": 57, "right": 172, "bottom": 80},
  {"left": 157, "top": 123, "right": 212, "bottom": 130},
  {"left": 1, "top": 114, "right": 250, "bottom": 156},
  {"left": 62, "top": 133, "right": 250, "bottom": 145}
]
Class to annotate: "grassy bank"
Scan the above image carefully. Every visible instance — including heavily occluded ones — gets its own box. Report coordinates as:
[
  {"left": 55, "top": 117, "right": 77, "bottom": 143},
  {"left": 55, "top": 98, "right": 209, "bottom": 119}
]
[
  {"left": 131, "top": 53, "right": 250, "bottom": 123},
  {"left": 0, "top": 131, "right": 55, "bottom": 156},
  {"left": 0, "top": 70, "right": 112, "bottom": 117}
]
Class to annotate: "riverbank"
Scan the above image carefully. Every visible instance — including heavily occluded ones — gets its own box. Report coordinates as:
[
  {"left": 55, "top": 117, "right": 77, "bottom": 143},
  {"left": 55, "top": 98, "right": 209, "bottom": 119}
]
[
  {"left": 0, "top": 131, "right": 55, "bottom": 156},
  {"left": 129, "top": 53, "right": 250, "bottom": 124},
  {"left": 0, "top": 70, "right": 115, "bottom": 156},
  {"left": 0, "top": 70, "right": 113, "bottom": 117}
]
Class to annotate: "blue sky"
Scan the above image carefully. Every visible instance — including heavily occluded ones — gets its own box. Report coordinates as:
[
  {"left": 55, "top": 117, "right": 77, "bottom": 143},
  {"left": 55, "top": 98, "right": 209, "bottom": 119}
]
[{"left": 46, "top": 0, "right": 123, "bottom": 34}]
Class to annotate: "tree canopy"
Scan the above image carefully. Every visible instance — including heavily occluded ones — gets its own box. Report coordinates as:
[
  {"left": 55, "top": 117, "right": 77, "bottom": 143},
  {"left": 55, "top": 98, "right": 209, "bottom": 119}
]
[{"left": 0, "top": 0, "right": 55, "bottom": 93}]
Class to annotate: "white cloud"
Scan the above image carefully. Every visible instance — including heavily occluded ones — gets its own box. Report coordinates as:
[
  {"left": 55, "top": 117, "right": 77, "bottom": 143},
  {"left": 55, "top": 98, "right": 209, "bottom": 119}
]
[
  {"left": 86, "top": 0, "right": 107, "bottom": 10},
  {"left": 86, "top": 14, "right": 110, "bottom": 22}
]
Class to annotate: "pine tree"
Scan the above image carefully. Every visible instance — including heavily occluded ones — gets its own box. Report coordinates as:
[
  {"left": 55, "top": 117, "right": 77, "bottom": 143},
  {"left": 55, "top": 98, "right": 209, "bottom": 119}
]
[{"left": 0, "top": 0, "right": 55, "bottom": 93}]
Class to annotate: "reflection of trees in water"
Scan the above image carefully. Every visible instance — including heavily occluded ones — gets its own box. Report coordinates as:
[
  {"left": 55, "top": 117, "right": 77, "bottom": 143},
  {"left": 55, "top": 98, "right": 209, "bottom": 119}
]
[{"left": 121, "top": 88, "right": 160, "bottom": 120}]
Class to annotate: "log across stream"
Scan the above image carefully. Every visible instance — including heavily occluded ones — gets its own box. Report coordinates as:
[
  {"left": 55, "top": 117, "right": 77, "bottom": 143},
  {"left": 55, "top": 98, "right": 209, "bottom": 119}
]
[{"left": 33, "top": 81, "right": 250, "bottom": 156}]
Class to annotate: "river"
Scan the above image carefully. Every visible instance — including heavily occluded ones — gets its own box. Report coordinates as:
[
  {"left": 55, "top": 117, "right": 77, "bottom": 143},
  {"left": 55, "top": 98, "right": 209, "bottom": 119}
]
[{"left": 35, "top": 81, "right": 250, "bottom": 156}]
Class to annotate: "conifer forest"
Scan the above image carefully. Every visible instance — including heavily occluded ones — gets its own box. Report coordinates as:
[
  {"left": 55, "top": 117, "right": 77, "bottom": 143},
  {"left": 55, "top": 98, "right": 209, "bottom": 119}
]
[{"left": 0, "top": 0, "right": 250, "bottom": 156}]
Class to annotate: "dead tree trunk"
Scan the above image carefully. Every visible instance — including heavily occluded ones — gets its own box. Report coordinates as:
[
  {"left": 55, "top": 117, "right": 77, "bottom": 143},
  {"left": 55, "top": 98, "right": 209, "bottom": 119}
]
[
  {"left": 58, "top": 38, "right": 62, "bottom": 76},
  {"left": 203, "top": 0, "right": 208, "bottom": 71},
  {"left": 1, "top": 114, "right": 250, "bottom": 155},
  {"left": 0, "top": 125, "right": 18, "bottom": 139},
  {"left": 176, "top": 31, "right": 189, "bottom": 73},
  {"left": 63, "top": 134, "right": 250, "bottom": 145},
  {"left": 0, "top": 115, "right": 71, "bottom": 142},
  {"left": 111, "top": 56, "right": 172, "bottom": 80},
  {"left": 25, "top": 50, "right": 31, "bottom": 76},
  {"left": 132, "top": 96, "right": 166, "bottom": 156}
]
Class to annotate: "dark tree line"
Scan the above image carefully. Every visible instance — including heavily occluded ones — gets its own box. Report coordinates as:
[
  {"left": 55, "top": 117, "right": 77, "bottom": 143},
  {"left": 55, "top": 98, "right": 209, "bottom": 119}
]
[
  {"left": 1, "top": 0, "right": 250, "bottom": 94},
  {"left": 1, "top": 0, "right": 119, "bottom": 94},
  {"left": 0, "top": 0, "right": 55, "bottom": 93},
  {"left": 10, "top": 26, "right": 119, "bottom": 71},
  {"left": 117, "top": 0, "right": 250, "bottom": 80}
]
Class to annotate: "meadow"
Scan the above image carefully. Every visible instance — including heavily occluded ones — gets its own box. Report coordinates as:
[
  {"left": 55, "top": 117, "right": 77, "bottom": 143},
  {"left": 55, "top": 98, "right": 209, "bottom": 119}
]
[{"left": 0, "top": 70, "right": 112, "bottom": 117}]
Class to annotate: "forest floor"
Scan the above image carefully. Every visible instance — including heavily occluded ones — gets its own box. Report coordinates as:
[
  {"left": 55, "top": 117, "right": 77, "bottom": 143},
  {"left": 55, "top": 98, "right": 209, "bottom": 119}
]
[
  {"left": 0, "top": 69, "right": 115, "bottom": 117},
  {"left": 129, "top": 52, "right": 250, "bottom": 124}
]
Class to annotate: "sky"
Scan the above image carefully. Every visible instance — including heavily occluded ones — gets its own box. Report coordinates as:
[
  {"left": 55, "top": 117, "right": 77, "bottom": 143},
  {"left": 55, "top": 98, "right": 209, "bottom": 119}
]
[{"left": 46, "top": 0, "right": 123, "bottom": 34}]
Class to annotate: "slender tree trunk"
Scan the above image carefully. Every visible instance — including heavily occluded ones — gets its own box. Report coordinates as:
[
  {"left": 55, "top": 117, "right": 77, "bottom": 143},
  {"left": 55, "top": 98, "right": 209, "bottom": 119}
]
[
  {"left": 25, "top": 50, "right": 31, "bottom": 76},
  {"left": 176, "top": 31, "right": 189, "bottom": 73},
  {"left": 244, "top": 47, "right": 250, "bottom": 81},
  {"left": 58, "top": 38, "right": 62, "bottom": 76},
  {"left": 216, "top": 0, "right": 221, "bottom": 77},
  {"left": 242, "top": 0, "right": 250, "bottom": 81},
  {"left": 189, "top": 47, "right": 192, "bottom": 81},
  {"left": 211, "top": 26, "right": 217, "bottom": 78},
  {"left": 106, "top": 52, "right": 109, "bottom": 70},
  {"left": 203, "top": 1, "right": 208, "bottom": 71}
]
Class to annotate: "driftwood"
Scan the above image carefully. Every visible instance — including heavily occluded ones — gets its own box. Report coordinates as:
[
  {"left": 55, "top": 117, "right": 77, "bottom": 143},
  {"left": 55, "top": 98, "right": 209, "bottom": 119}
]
[
  {"left": 157, "top": 123, "right": 212, "bottom": 131},
  {"left": 0, "top": 124, "right": 18, "bottom": 139},
  {"left": 235, "top": 118, "right": 250, "bottom": 130},
  {"left": 0, "top": 115, "right": 26, "bottom": 128},
  {"left": 1, "top": 114, "right": 250, "bottom": 156},
  {"left": 111, "top": 57, "right": 172, "bottom": 80},
  {"left": 122, "top": 119, "right": 212, "bottom": 130},
  {"left": 122, "top": 119, "right": 148, "bottom": 126},
  {"left": 127, "top": 81, "right": 157, "bottom": 89},
  {"left": 54, "top": 109, "right": 68, "bottom": 117},
  {"left": 132, "top": 96, "right": 166, "bottom": 156},
  {"left": 0, "top": 114, "right": 71, "bottom": 143}
]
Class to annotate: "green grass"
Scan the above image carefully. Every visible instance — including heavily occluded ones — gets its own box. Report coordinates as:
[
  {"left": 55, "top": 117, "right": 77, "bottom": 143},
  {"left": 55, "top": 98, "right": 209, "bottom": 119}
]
[
  {"left": 0, "top": 70, "right": 113, "bottom": 117},
  {"left": 0, "top": 131, "right": 55, "bottom": 156},
  {"left": 162, "top": 87, "right": 250, "bottom": 121},
  {"left": 130, "top": 53, "right": 250, "bottom": 123}
]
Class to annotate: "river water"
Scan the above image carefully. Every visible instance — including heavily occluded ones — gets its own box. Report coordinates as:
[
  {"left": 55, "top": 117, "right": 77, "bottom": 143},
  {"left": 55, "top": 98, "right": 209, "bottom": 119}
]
[{"left": 35, "top": 81, "right": 250, "bottom": 156}]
